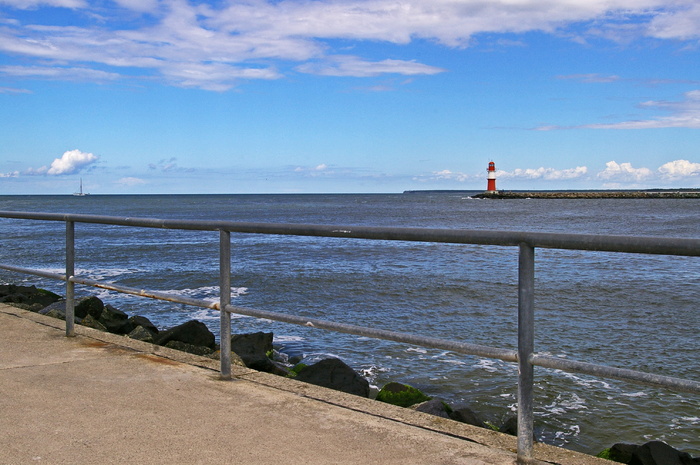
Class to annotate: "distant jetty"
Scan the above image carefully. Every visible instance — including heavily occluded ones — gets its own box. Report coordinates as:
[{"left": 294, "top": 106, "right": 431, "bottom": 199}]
[
  {"left": 473, "top": 190, "right": 700, "bottom": 199},
  {"left": 403, "top": 189, "right": 700, "bottom": 199}
]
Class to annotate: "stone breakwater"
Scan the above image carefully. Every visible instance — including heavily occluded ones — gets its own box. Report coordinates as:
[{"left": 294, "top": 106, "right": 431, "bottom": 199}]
[
  {"left": 474, "top": 190, "right": 700, "bottom": 199},
  {"left": 2, "top": 283, "right": 698, "bottom": 465}
]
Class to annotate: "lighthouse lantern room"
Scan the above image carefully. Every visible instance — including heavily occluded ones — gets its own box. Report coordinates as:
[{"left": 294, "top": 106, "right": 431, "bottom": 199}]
[{"left": 486, "top": 161, "right": 497, "bottom": 192}]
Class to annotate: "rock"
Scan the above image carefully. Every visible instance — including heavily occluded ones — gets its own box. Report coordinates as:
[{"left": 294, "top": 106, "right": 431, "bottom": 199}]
[
  {"left": 450, "top": 405, "right": 486, "bottom": 428},
  {"left": 0, "top": 284, "right": 61, "bottom": 308},
  {"left": 98, "top": 304, "right": 129, "bottom": 334},
  {"left": 128, "top": 315, "right": 159, "bottom": 335},
  {"left": 75, "top": 296, "right": 104, "bottom": 319},
  {"left": 164, "top": 340, "right": 213, "bottom": 356},
  {"left": 39, "top": 301, "right": 67, "bottom": 320},
  {"left": 598, "top": 443, "right": 639, "bottom": 463},
  {"left": 154, "top": 320, "right": 215, "bottom": 349},
  {"left": 411, "top": 399, "right": 451, "bottom": 418},
  {"left": 375, "top": 382, "right": 431, "bottom": 408},
  {"left": 629, "top": 441, "right": 696, "bottom": 465},
  {"left": 128, "top": 326, "right": 156, "bottom": 343},
  {"left": 231, "top": 332, "right": 273, "bottom": 370},
  {"left": 499, "top": 415, "right": 518, "bottom": 436},
  {"left": 80, "top": 314, "right": 107, "bottom": 332},
  {"left": 294, "top": 357, "right": 370, "bottom": 397}
]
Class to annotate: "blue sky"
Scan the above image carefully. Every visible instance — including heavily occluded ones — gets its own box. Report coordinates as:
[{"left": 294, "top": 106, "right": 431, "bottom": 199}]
[{"left": 1, "top": 0, "right": 699, "bottom": 194}]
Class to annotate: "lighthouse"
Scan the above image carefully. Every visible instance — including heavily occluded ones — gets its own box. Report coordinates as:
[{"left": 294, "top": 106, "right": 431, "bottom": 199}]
[{"left": 486, "top": 161, "right": 497, "bottom": 192}]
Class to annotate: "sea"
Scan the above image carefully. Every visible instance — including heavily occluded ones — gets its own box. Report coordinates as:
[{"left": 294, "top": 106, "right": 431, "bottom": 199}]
[{"left": 0, "top": 193, "right": 698, "bottom": 457}]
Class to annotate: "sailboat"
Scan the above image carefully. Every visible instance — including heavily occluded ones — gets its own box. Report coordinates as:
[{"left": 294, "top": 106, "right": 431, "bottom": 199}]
[{"left": 73, "top": 178, "right": 89, "bottom": 196}]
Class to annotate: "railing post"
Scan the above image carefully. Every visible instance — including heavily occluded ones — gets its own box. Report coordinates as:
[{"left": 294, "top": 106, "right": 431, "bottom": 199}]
[
  {"left": 65, "top": 221, "right": 75, "bottom": 337},
  {"left": 517, "top": 242, "right": 535, "bottom": 463},
  {"left": 219, "top": 230, "right": 232, "bottom": 380}
]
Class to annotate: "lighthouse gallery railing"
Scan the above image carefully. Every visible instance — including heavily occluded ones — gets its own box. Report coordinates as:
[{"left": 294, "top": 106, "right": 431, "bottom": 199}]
[{"left": 1, "top": 210, "right": 699, "bottom": 464}]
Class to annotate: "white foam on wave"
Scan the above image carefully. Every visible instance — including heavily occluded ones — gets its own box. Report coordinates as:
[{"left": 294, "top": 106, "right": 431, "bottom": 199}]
[
  {"left": 621, "top": 391, "right": 648, "bottom": 398},
  {"left": 406, "top": 347, "right": 427, "bottom": 354},
  {"left": 474, "top": 358, "right": 499, "bottom": 373},
  {"left": 161, "top": 286, "right": 248, "bottom": 302},
  {"left": 274, "top": 335, "right": 305, "bottom": 343},
  {"left": 558, "top": 370, "right": 612, "bottom": 390}
]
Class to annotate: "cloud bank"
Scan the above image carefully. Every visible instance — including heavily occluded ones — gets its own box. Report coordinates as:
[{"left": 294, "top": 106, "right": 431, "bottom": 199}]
[
  {"left": 2, "top": 0, "right": 700, "bottom": 90},
  {"left": 26, "top": 149, "right": 98, "bottom": 175},
  {"left": 419, "top": 160, "right": 699, "bottom": 186}
]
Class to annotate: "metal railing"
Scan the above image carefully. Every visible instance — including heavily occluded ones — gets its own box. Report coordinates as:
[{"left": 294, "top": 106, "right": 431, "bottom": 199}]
[{"left": 1, "top": 210, "right": 699, "bottom": 464}]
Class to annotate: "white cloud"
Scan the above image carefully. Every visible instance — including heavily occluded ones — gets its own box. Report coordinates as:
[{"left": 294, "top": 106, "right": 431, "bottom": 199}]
[
  {"left": 539, "top": 90, "right": 700, "bottom": 130},
  {"left": 46, "top": 149, "right": 98, "bottom": 175},
  {"left": 0, "top": 65, "right": 121, "bottom": 82},
  {"left": 296, "top": 56, "right": 445, "bottom": 77},
  {"left": 647, "top": 3, "right": 700, "bottom": 40},
  {"left": 658, "top": 159, "right": 700, "bottom": 180},
  {"left": 0, "top": 85, "right": 31, "bottom": 94},
  {"left": 1, "top": 0, "right": 699, "bottom": 90},
  {"left": 148, "top": 157, "right": 194, "bottom": 172},
  {"left": 1, "top": 170, "right": 19, "bottom": 178},
  {"left": 420, "top": 170, "right": 475, "bottom": 182},
  {"left": 26, "top": 149, "right": 98, "bottom": 175},
  {"left": 116, "top": 177, "right": 147, "bottom": 186},
  {"left": 0, "top": 0, "right": 86, "bottom": 8},
  {"left": 499, "top": 166, "right": 588, "bottom": 180},
  {"left": 597, "top": 161, "right": 653, "bottom": 182}
]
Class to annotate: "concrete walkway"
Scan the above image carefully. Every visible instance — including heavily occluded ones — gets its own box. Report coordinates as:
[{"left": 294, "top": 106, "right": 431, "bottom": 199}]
[{"left": 0, "top": 304, "right": 611, "bottom": 465}]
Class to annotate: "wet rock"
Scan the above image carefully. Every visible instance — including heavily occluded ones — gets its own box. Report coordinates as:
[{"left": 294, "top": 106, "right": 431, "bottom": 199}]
[
  {"left": 80, "top": 314, "right": 108, "bottom": 332},
  {"left": 164, "top": 340, "right": 213, "bottom": 356},
  {"left": 75, "top": 296, "right": 104, "bottom": 319},
  {"left": 154, "top": 320, "right": 216, "bottom": 349},
  {"left": 0, "top": 284, "right": 61, "bottom": 308},
  {"left": 603, "top": 440, "right": 699, "bottom": 465},
  {"left": 294, "top": 357, "right": 370, "bottom": 397},
  {"left": 39, "top": 301, "right": 67, "bottom": 320},
  {"left": 231, "top": 332, "right": 273, "bottom": 369},
  {"left": 449, "top": 405, "right": 487, "bottom": 428},
  {"left": 499, "top": 415, "right": 518, "bottom": 436},
  {"left": 128, "top": 315, "right": 159, "bottom": 335},
  {"left": 98, "top": 304, "right": 129, "bottom": 334},
  {"left": 128, "top": 326, "right": 156, "bottom": 343},
  {"left": 411, "top": 399, "right": 451, "bottom": 418},
  {"left": 375, "top": 382, "right": 431, "bottom": 408}
]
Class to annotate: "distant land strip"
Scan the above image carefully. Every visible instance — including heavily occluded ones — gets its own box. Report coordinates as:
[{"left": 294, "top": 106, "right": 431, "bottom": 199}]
[{"left": 403, "top": 189, "right": 700, "bottom": 199}]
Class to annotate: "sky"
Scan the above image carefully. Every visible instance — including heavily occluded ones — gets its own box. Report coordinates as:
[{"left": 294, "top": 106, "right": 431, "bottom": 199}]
[{"left": 1, "top": 0, "right": 700, "bottom": 194}]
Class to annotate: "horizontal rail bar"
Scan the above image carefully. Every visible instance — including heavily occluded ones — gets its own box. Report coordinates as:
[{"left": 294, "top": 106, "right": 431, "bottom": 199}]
[
  {"left": 223, "top": 303, "right": 519, "bottom": 362},
  {"left": 0, "top": 263, "right": 67, "bottom": 281},
  {"left": 2, "top": 211, "right": 699, "bottom": 256},
  {"left": 69, "top": 277, "right": 220, "bottom": 310},
  {"left": 530, "top": 354, "right": 700, "bottom": 394}
]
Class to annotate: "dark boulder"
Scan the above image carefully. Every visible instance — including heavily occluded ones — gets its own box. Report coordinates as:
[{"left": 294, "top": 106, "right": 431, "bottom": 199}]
[
  {"left": 375, "top": 382, "right": 431, "bottom": 408},
  {"left": 164, "top": 340, "right": 214, "bottom": 356},
  {"left": 39, "top": 301, "right": 67, "bottom": 320},
  {"left": 600, "top": 441, "right": 699, "bottom": 464},
  {"left": 231, "top": 332, "right": 273, "bottom": 370},
  {"left": 0, "top": 284, "right": 61, "bottom": 309},
  {"left": 294, "top": 357, "right": 369, "bottom": 397},
  {"left": 128, "top": 315, "right": 159, "bottom": 335},
  {"left": 75, "top": 296, "right": 104, "bottom": 319},
  {"left": 80, "top": 314, "right": 108, "bottom": 332},
  {"left": 412, "top": 399, "right": 451, "bottom": 418},
  {"left": 128, "top": 326, "right": 156, "bottom": 343},
  {"left": 450, "top": 405, "right": 487, "bottom": 428},
  {"left": 499, "top": 415, "right": 518, "bottom": 436},
  {"left": 154, "top": 320, "right": 215, "bottom": 349},
  {"left": 98, "top": 304, "right": 129, "bottom": 334}
]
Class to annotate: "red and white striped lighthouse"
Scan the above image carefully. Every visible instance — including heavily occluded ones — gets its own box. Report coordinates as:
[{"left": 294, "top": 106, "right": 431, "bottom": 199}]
[{"left": 486, "top": 161, "right": 497, "bottom": 192}]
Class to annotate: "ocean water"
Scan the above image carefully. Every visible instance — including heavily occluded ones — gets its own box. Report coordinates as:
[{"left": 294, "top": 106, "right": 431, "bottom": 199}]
[{"left": 1, "top": 193, "right": 698, "bottom": 456}]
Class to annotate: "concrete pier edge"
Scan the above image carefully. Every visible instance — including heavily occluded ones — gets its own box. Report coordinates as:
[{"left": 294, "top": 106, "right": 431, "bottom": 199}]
[{"left": 0, "top": 304, "right": 612, "bottom": 464}]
